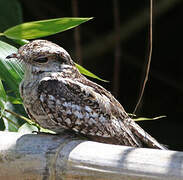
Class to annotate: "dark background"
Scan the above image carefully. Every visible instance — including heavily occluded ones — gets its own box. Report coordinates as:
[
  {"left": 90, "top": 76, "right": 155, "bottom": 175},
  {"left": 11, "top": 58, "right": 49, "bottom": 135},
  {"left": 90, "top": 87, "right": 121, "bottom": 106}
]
[{"left": 3, "top": 0, "right": 183, "bottom": 150}]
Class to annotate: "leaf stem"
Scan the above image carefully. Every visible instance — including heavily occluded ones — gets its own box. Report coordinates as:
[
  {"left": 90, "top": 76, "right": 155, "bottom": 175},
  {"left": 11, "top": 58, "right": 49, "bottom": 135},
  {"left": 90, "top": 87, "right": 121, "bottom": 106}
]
[
  {"left": 4, "top": 108, "right": 41, "bottom": 129},
  {"left": 4, "top": 109, "right": 32, "bottom": 123}
]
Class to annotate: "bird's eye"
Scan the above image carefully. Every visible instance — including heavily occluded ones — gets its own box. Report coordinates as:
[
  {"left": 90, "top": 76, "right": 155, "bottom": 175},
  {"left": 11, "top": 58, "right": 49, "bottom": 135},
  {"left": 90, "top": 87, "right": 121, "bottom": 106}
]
[{"left": 34, "top": 57, "right": 48, "bottom": 63}]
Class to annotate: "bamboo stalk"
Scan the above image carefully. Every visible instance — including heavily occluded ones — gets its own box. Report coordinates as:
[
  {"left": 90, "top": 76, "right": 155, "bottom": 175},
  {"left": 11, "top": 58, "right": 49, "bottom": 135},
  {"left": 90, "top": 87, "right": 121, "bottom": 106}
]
[{"left": 0, "top": 131, "right": 182, "bottom": 180}]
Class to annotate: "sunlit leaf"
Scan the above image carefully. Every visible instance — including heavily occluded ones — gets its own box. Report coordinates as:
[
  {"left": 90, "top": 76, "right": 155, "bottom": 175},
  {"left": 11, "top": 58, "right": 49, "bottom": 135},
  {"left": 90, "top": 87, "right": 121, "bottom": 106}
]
[
  {"left": 2, "top": 103, "right": 20, "bottom": 131},
  {"left": 40, "top": 127, "right": 56, "bottom": 134},
  {"left": 0, "top": 79, "right": 7, "bottom": 102},
  {"left": 128, "top": 113, "right": 137, "bottom": 117},
  {"left": 134, "top": 115, "right": 166, "bottom": 122},
  {"left": 0, "top": 79, "right": 6, "bottom": 118},
  {"left": 0, "top": 99, "right": 5, "bottom": 111},
  {"left": 1, "top": 114, "right": 19, "bottom": 129},
  {"left": 4, "top": 17, "right": 93, "bottom": 39},
  {"left": 75, "top": 63, "right": 108, "bottom": 82},
  {"left": 0, "top": 40, "right": 24, "bottom": 92},
  {"left": 18, "top": 123, "right": 38, "bottom": 133}
]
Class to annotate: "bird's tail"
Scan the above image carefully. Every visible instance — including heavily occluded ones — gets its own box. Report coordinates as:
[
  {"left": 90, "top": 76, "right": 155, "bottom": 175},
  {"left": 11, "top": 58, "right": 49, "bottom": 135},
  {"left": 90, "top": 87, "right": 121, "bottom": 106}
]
[{"left": 128, "top": 118, "right": 167, "bottom": 150}]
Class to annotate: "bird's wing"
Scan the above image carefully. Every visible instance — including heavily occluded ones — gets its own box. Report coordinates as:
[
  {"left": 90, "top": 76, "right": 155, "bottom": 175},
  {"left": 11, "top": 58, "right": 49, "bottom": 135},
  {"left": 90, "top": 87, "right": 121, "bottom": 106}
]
[{"left": 38, "top": 76, "right": 141, "bottom": 147}]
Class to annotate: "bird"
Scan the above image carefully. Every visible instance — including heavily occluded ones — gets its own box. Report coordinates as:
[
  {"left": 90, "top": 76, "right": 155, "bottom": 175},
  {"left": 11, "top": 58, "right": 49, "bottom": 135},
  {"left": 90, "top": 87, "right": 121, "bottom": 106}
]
[{"left": 7, "top": 39, "right": 166, "bottom": 149}]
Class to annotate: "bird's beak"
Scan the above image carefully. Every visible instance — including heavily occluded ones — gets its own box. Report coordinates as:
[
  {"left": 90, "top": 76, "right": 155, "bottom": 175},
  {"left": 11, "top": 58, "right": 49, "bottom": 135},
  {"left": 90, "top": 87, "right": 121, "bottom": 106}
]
[{"left": 6, "top": 53, "right": 19, "bottom": 59}]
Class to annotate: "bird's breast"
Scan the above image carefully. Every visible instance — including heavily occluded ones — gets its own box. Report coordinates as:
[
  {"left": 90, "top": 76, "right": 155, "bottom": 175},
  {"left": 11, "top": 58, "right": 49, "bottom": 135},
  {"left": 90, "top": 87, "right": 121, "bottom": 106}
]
[{"left": 20, "top": 78, "right": 49, "bottom": 125}]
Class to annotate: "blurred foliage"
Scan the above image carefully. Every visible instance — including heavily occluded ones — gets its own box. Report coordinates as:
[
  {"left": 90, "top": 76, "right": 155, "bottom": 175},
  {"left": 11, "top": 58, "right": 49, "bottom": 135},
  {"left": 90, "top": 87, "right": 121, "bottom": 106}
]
[{"left": 0, "top": 0, "right": 24, "bottom": 131}]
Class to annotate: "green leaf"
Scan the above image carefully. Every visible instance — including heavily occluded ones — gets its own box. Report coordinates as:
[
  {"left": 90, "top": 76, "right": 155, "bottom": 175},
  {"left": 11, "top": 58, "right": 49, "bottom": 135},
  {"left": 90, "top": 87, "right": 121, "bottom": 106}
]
[
  {"left": 0, "top": 79, "right": 6, "bottom": 118},
  {"left": 1, "top": 114, "right": 20, "bottom": 129},
  {"left": 0, "top": 79, "right": 7, "bottom": 102},
  {"left": 13, "top": 39, "right": 29, "bottom": 46},
  {"left": 0, "top": 40, "right": 24, "bottom": 92},
  {"left": 7, "top": 96, "right": 22, "bottom": 104},
  {"left": 0, "top": 40, "right": 25, "bottom": 132},
  {"left": 134, "top": 115, "right": 166, "bottom": 122},
  {"left": 128, "top": 113, "right": 137, "bottom": 117},
  {"left": 75, "top": 63, "right": 108, "bottom": 82},
  {"left": 0, "top": 99, "right": 5, "bottom": 111},
  {"left": 39, "top": 127, "right": 56, "bottom": 134},
  {"left": 18, "top": 123, "right": 38, "bottom": 133},
  {"left": 2, "top": 103, "right": 20, "bottom": 131},
  {"left": 18, "top": 122, "right": 55, "bottom": 134},
  {"left": 4, "top": 17, "right": 93, "bottom": 40}
]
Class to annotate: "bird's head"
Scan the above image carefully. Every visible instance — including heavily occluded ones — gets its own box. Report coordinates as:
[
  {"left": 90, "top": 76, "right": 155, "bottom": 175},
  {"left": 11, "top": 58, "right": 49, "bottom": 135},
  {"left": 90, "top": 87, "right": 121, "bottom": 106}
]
[{"left": 6, "top": 40, "right": 75, "bottom": 74}]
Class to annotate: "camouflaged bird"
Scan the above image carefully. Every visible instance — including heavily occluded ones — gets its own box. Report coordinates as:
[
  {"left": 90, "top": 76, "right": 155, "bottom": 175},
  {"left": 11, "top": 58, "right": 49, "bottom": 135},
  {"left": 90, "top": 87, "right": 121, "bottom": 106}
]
[{"left": 7, "top": 40, "right": 166, "bottom": 149}]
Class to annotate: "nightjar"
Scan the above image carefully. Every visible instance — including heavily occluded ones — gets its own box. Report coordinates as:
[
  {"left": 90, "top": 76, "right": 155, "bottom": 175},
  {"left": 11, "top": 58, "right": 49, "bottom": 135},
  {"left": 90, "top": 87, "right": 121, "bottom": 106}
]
[{"left": 7, "top": 40, "right": 166, "bottom": 149}]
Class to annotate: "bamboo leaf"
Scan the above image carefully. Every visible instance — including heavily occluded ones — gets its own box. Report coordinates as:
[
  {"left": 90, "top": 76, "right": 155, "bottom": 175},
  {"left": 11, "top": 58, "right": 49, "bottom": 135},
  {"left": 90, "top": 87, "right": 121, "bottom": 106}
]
[
  {"left": 18, "top": 123, "right": 38, "bottom": 133},
  {"left": 13, "top": 39, "right": 29, "bottom": 46},
  {"left": 4, "top": 17, "right": 93, "bottom": 39},
  {"left": 75, "top": 63, "right": 108, "bottom": 82},
  {"left": 0, "top": 99, "right": 5, "bottom": 111},
  {"left": 7, "top": 96, "right": 22, "bottom": 104},
  {"left": 134, "top": 115, "right": 166, "bottom": 122},
  {"left": 1, "top": 114, "right": 20, "bottom": 129},
  {"left": 0, "top": 79, "right": 7, "bottom": 102},
  {"left": 2, "top": 103, "right": 21, "bottom": 131},
  {"left": 0, "top": 40, "right": 24, "bottom": 92}
]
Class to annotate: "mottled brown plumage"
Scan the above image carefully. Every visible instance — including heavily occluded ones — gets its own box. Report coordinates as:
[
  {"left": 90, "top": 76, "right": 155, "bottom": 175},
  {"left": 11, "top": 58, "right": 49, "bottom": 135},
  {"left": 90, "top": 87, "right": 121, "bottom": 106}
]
[{"left": 7, "top": 40, "right": 166, "bottom": 149}]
